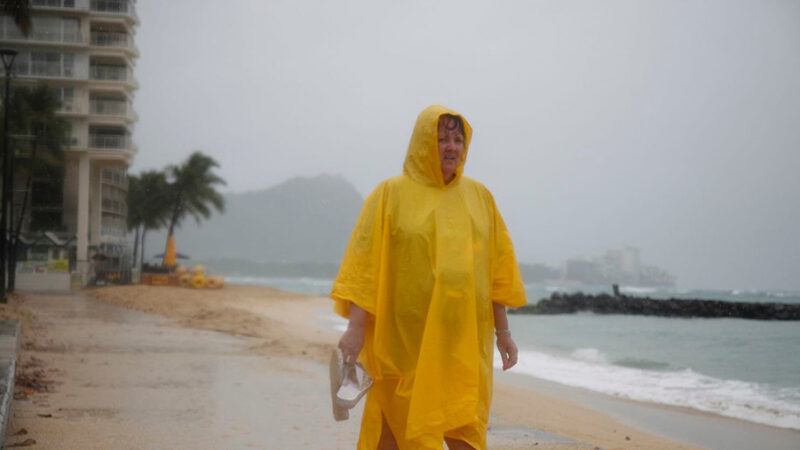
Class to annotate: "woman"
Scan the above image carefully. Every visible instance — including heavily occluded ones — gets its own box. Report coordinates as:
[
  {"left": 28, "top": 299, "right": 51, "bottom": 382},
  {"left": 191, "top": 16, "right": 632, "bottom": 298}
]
[{"left": 332, "top": 105, "right": 526, "bottom": 450}]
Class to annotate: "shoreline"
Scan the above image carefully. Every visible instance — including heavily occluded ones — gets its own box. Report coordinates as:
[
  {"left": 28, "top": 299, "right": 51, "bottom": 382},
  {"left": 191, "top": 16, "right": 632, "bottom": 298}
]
[
  {"left": 495, "top": 370, "right": 800, "bottom": 450},
  {"left": 83, "top": 284, "right": 799, "bottom": 449}
]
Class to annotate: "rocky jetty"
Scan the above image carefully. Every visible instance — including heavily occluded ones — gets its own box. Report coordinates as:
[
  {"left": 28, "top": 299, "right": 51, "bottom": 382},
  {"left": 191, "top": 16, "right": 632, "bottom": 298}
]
[{"left": 511, "top": 292, "right": 800, "bottom": 320}]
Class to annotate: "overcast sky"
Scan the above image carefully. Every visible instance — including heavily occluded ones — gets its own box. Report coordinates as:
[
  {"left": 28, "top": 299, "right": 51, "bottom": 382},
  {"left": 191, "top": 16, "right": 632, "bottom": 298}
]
[{"left": 131, "top": 0, "right": 800, "bottom": 291}]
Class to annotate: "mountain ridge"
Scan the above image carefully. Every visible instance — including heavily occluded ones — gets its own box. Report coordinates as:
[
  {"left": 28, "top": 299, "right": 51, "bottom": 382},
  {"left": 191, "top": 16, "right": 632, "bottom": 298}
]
[{"left": 148, "top": 174, "right": 363, "bottom": 263}]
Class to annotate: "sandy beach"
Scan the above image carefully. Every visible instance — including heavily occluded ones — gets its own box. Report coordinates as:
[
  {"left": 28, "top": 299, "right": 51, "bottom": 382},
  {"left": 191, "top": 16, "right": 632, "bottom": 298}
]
[{"left": 3, "top": 284, "right": 797, "bottom": 449}]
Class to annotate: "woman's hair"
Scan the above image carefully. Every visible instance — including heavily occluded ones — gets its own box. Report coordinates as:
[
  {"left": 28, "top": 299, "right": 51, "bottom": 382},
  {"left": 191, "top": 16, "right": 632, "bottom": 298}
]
[{"left": 439, "top": 114, "right": 465, "bottom": 137}]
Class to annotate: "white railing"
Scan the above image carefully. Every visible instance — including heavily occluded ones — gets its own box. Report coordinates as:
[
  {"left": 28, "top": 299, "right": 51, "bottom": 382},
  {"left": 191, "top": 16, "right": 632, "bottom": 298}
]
[
  {"left": 90, "top": 0, "right": 136, "bottom": 17},
  {"left": 101, "top": 198, "right": 126, "bottom": 215},
  {"left": 1, "top": 29, "right": 83, "bottom": 44},
  {"left": 91, "top": 31, "right": 129, "bottom": 48},
  {"left": 101, "top": 224, "right": 127, "bottom": 237},
  {"left": 102, "top": 174, "right": 128, "bottom": 189},
  {"left": 58, "top": 100, "right": 85, "bottom": 114},
  {"left": 0, "top": 17, "right": 84, "bottom": 44},
  {"left": 34, "top": 30, "right": 83, "bottom": 43},
  {"left": 89, "top": 134, "right": 130, "bottom": 150},
  {"left": 90, "top": 99, "right": 127, "bottom": 116},
  {"left": 102, "top": 168, "right": 126, "bottom": 182},
  {"left": 90, "top": 65, "right": 128, "bottom": 81},
  {"left": 13, "top": 64, "right": 77, "bottom": 79},
  {"left": 27, "top": 62, "right": 76, "bottom": 78},
  {"left": 31, "top": 0, "right": 89, "bottom": 10}
]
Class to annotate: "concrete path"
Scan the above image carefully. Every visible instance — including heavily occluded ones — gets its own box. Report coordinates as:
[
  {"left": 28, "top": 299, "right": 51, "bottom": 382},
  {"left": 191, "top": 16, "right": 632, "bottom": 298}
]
[{"left": 0, "top": 319, "right": 20, "bottom": 448}]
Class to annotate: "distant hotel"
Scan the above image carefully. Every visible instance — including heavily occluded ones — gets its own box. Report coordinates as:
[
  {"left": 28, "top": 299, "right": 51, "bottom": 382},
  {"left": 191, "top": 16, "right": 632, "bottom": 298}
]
[
  {"left": 0, "top": 0, "right": 139, "bottom": 287},
  {"left": 564, "top": 247, "right": 676, "bottom": 287}
]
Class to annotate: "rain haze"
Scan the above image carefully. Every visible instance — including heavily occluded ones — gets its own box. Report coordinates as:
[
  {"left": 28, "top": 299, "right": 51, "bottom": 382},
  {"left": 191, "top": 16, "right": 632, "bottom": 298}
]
[{"left": 132, "top": 0, "right": 800, "bottom": 291}]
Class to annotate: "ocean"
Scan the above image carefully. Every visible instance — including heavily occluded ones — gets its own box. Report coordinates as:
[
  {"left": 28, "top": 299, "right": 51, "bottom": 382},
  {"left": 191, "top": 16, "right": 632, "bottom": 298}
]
[{"left": 225, "top": 275, "right": 800, "bottom": 430}]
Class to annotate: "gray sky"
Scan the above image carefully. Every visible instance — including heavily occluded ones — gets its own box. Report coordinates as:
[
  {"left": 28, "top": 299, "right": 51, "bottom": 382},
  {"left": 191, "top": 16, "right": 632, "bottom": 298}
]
[{"left": 131, "top": 0, "right": 800, "bottom": 291}]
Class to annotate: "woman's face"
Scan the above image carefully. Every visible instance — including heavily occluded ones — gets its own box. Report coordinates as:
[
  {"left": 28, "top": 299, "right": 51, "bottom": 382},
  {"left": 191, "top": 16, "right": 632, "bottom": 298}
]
[{"left": 438, "top": 117, "right": 465, "bottom": 184}]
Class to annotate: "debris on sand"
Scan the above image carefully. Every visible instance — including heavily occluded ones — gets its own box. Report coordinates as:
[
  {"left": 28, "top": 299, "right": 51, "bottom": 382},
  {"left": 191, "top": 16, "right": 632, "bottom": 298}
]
[{"left": 5, "top": 438, "right": 37, "bottom": 447}]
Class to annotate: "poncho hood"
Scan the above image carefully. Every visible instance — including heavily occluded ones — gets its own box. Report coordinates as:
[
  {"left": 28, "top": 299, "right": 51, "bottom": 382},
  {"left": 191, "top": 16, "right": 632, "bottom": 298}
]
[{"left": 402, "top": 105, "right": 473, "bottom": 188}]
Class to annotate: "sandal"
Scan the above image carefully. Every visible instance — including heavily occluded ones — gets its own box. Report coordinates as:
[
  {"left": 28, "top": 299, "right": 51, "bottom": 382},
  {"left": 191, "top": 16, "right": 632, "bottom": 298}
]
[{"left": 329, "top": 348, "right": 373, "bottom": 421}]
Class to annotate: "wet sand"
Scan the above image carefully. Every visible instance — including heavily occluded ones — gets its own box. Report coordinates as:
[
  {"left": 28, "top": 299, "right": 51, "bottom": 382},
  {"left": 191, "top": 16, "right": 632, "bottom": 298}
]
[
  {"left": 5, "top": 285, "right": 794, "bottom": 449},
  {"left": 7, "top": 291, "right": 360, "bottom": 449}
]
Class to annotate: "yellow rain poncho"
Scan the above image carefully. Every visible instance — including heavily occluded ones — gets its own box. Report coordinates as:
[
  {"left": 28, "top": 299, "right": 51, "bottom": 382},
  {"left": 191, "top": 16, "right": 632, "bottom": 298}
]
[{"left": 331, "top": 105, "right": 526, "bottom": 449}]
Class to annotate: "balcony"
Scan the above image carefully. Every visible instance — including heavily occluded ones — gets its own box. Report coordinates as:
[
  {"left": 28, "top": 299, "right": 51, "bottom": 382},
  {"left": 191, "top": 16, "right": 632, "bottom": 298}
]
[
  {"left": 0, "top": 29, "right": 83, "bottom": 45},
  {"left": 90, "top": 31, "right": 130, "bottom": 48},
  {"left": 100, "top": 208, "right": 127, "bottom": 238},
  {"left": 100, "top": 220, "right": 127, "bottom": 237},
  {"left": 90, "top": 0, "right": 138, "bottom": 20},
  {"left": 0, "top": 17, "right": 84, "bottom": 45},
  {"left": 89, "top": 133, "right": 131, "bottom": 150},
  {"left": 58, "top": 97, "right": 88, "bottom": 115},
  {"left": 31, "top": 0, "right": 90, "bottom": 10},
  {"left": 101, "top": 168, "right": 128, "bottom": 189},
  {"left": 33, "top": 30, "right": 83, "bottom": 44},
  {"left": 17, "top": 62, "right": 78, "bottom": 79},
  {"left": 101, "top": 198, "right": 126, "bottom": 216},
  {"left": 90, "top": 64, "right": 130, "bottom": 82},
  {"left": 90, "top": 98, "right": 128, "bottom": 117}
]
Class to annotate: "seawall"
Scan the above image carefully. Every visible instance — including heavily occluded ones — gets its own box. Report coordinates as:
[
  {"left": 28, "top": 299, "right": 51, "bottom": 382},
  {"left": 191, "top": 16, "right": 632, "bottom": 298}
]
[{"left": 511, "top": 293, "right": 800, "bottom": 320}]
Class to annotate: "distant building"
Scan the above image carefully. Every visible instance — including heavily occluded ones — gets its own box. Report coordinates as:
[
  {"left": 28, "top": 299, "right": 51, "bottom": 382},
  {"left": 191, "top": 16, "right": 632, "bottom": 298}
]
[
  {"left": 563, "top": 247, "right": 675, "bottom": 287},
  {"left": 564, "top": 258, "right": 605, "bottom": 285},
  {"left": 601, "top": 247, "right": 642, "bottom": 284},
  {"left": 1, "top": 0, "right": 139, "bottom": 285}
]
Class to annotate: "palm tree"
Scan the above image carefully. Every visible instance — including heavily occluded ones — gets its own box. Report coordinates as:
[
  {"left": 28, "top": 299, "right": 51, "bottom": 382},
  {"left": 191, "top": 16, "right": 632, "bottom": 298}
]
[
  {"left": 1, "top": 0, "right": 31, "bottom": 36},
  {"left": 11, "top": 83, "right": 69, "bottom": 224},
  {"left": 127, "top": 174, "right": 144, "bottom": 266},
  {"left": 127, "top": 170, "right": 170, "bottom": 270},
  {"left": 6, "top": 83, "right": 69, "bottom": 290},
  {"left": 163, "top": 151, "right": 225, "bottom": 267}
]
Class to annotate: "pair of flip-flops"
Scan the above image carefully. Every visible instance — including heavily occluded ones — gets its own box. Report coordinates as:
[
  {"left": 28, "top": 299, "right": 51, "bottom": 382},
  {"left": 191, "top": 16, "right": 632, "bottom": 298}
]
[{"left": 329, "top": 348, "right": 373, "bottom": 421}]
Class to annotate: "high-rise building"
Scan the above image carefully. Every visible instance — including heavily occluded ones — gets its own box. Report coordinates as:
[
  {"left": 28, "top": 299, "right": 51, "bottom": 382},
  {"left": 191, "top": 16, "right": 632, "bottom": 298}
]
[{"left": 0, "top": 0, "right": 139, "bottom": 287}]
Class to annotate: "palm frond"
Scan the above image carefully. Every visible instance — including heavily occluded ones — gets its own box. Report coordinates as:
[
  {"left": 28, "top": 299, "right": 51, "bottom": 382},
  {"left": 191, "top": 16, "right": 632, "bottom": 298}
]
[
  {"left": 1, "top": 0, "right": 31, "bottom": 36},
  {"left": 162, "top": 151, "right": 227, "bottom": 235}
]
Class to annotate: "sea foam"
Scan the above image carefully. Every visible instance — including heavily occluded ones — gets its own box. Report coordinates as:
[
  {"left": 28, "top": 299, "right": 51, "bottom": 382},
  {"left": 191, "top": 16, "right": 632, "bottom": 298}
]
[
  {"left": 500, "top": 348, "right": 800, "bottom": 430},
  {"left": 224, "top": 275, "right": 333, "bottom": 295}
]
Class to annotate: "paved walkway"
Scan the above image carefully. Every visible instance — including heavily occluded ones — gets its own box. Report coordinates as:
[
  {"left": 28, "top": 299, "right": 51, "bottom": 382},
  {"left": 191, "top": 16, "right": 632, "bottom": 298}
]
[{"left": 0, "top": 319, "right": 20, "bottom": 447}]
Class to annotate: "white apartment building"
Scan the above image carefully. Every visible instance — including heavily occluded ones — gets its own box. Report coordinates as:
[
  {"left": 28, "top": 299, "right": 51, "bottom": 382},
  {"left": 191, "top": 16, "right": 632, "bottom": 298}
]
[{"left": 0, "top": 0, "right": 138, "bottom": 285}]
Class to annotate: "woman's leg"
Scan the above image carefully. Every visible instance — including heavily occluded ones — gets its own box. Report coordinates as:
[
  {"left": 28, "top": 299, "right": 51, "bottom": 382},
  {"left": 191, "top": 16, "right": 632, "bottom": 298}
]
[
  {"left": 378, "top": 414, "right": 399, "bottom": 450},
  {"left": 444, "top": 437, "right": 476, "bottom": 450}
]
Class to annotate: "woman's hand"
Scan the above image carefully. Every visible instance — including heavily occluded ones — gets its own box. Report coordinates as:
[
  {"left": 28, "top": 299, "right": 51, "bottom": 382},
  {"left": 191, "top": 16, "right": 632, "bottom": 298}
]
[
  {"left": 338, "top": 302, "right": 368, "bottom": 364},
  {"left": 492, "top": 302, "right": 518, "bottom": 370},
  {"left": 496, "top": 332, "right": 518, "bottom": 370},
  {"left": 338, "top": 322, "right": 365, "bottom": 364}
]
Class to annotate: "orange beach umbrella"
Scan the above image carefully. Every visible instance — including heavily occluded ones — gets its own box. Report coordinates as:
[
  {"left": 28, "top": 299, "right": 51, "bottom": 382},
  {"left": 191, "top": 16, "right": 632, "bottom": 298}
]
[{"left": 163, "top": 235, "right": 177, "bottom": 268}]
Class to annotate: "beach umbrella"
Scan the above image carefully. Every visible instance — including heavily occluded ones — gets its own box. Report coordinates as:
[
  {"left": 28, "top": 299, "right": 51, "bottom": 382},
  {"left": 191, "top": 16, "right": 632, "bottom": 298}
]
[
  {"left": 154, "top": 252, "right": 190, "bottom": 260},
  {"left": 163, "top": 235, "right": 177, "bottom": 268}
]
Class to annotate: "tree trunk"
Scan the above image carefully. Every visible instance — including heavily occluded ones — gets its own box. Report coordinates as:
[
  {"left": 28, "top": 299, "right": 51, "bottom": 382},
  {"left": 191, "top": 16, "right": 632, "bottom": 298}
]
[
  {"left": 140, "top": 229, "right": 147, "bottom": 270},
  {"left": 8, "top": 141, "right": 38, "bottom": 292},
  {"left": 8, "top": 172, "right": 33, "bottom": 292},
  {"left": 167, "top": 192, "right": 184, "bottom": 236},
  {"left": 163, "top": 199, "right": 182, "bottom": 267},
  {"left": 131, "top": 225, "right": 140, "bottom": 271},
  {"left": 166, "top": 203, "right": 180, "bottom": 238}
]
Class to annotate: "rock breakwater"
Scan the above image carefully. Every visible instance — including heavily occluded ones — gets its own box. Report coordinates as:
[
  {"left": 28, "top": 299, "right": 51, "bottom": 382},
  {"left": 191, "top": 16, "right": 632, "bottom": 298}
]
[{"left": 511, "top": 292, "right": 800, "bottom": 320}]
